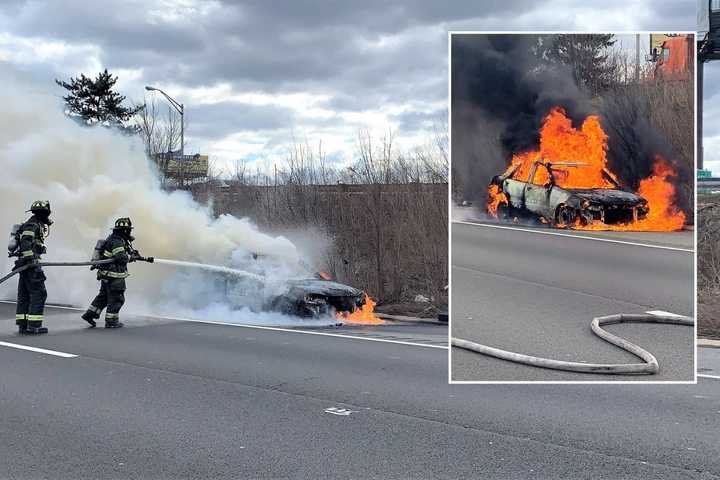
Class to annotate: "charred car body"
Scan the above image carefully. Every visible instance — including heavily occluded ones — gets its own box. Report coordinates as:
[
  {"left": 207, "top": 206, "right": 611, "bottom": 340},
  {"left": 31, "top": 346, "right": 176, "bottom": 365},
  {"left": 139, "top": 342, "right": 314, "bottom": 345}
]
[
  {"left": 490, "top": 161, "right": 649, "bottom": 227},
  {"left": 223, "top": 273, "right": 366, "bottom": 318},
  {"left": 266, "top": 277, "right": 366, "bottom": 317}
]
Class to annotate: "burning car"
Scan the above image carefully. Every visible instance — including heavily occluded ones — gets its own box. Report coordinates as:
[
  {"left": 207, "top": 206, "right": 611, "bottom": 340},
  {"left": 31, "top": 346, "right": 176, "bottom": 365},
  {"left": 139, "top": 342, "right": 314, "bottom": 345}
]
[
  {"left": 222, "top": 272, "right": 368, "bottom": 319},
  {"left": 266, "top": 276, "right": 367, "bottom": 318},
  {"left": 489, "top": 160, "right": 649, "bottom": 227}
]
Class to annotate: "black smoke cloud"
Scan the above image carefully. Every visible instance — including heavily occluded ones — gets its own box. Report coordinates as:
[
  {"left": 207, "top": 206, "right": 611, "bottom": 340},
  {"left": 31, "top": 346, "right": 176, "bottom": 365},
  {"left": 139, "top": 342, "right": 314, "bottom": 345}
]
[{"left": 451, "top": 34, "right": 591, "bottom": 202}]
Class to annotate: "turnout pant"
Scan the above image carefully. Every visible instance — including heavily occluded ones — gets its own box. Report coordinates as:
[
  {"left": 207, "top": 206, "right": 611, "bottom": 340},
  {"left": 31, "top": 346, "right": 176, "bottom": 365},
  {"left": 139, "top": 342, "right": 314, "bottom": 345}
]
[
  {"left": 16, "top": 267, "right": 47, "bottom": 328},
  {"left": 85, "top": 278, "right": 126, "bottom": 323}
]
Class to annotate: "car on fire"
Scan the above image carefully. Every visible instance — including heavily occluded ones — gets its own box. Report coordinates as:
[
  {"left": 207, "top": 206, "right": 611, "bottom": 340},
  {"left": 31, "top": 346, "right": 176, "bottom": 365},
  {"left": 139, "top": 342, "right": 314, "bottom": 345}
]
[
  {"left": 223, "top": 272, "right": 366, "bottom": 318},
  {"left": 490, "top": 161, "right": 649, "bottom": 227},
  {"left": 266, "top": 276, "right": 366, "bottom": 318}
]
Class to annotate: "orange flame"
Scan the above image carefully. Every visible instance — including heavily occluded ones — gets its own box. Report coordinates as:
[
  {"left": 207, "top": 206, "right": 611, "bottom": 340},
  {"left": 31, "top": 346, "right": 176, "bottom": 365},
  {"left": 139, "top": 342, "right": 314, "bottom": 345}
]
[
  {"left": 488, "top": 107, "right": 685, "bottom": 232},
  {"left": 487, "top": 184, "right": 507, "bottom": 217},
  {"left": 507, "top": 107, "right": 617, "bottom": 189},
  {"left": 336, "top": 294, "right": 384, "bottom": 325},
  {"left": 579, "top": 156, "right": 685, "bottom": 231},
  {"left": 318, "top": 271, "right": 332, "bottom": 280}
]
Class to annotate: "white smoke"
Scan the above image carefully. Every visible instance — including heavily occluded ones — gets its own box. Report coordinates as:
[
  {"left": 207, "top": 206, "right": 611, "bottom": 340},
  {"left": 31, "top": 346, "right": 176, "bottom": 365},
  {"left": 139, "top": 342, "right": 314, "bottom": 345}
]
[{"left": 0, "top": 69, "right": 328, "bottom": 325}]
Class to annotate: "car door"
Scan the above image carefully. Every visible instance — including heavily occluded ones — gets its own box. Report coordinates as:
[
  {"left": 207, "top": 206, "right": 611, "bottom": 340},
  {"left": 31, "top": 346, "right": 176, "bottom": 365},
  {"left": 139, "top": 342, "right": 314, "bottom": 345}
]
[{"left": 523, "top": 163, "right": 552, "bottom": 216}]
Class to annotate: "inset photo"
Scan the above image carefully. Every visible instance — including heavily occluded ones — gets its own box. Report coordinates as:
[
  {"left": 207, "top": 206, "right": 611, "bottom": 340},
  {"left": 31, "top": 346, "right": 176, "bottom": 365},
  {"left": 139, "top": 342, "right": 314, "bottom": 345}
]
[{"left": 450, "top": 32, "right": 695, "bottom": 382}]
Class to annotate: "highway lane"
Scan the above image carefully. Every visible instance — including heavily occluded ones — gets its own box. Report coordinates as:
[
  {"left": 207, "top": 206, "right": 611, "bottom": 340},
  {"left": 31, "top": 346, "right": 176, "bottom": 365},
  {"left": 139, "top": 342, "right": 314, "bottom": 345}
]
[
  {"left": 451, "top": 221, "right": 695, "bottom": 381},
  {"left": 1, "top": 304, "right": 719, "bottom": 479},
  {"left": 452, "top": 208, "right": 695, "bottom": 249}
]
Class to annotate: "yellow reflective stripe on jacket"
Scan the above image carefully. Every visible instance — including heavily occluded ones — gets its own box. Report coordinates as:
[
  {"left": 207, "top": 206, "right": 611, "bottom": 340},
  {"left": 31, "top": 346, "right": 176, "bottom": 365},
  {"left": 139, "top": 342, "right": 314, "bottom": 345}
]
[
  {"left": 21, "top": 230, "right": 35, "bottom": 237},
  {"left": 26, "top": 314, "right": 43, "bottom": 321},
  {"left": 15, "top": 314, "right": 26, "bottom": 320},
  {"left": 103, "top": 250, "right": 113, "bottom": 258},
  {"left": 21, "top": 250, "right": 34, "bottom": 257},
  {"left": 111, "top": 246, "right": 125, "bottom": 255},
  {"left": 98, "top": 270, "right": 129, "bottom": 279}
]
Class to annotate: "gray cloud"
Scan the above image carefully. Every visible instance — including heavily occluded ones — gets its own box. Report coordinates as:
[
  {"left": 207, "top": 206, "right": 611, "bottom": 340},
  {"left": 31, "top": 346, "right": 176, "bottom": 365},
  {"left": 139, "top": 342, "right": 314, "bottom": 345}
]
[
  {"left": 188, "top": 102, "right": 295, "bottom": 140},
  {"left": 0, "top": 0, "right": 694, "bottom": 168}
]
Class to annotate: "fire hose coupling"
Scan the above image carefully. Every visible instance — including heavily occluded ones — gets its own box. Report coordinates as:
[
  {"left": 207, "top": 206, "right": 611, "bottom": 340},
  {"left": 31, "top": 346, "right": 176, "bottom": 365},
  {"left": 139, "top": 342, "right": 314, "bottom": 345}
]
[{"left": 451, "top": 313, "right": 694, "bottom": 375}]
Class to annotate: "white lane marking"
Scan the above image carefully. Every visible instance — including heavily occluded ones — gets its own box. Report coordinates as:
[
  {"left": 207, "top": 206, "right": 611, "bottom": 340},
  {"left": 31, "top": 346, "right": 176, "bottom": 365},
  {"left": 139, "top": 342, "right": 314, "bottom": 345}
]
[
  {"left": 452, "top": 221, "right": 694, "bottom": 253},
  {"left": 0, "top": 301, "right": 448, "bottom": 350},
  {"left": 646, "top": 310, "right": 688, "bottom": 318},
  {"left": 0, "top": 341, "right": 77, "bottom": 358},
  {"left": 154, "top": 315, "right": 449, "bottom": 350},
  {"left": 324, "top": 407, "right": 356, "bottom": 416},
  {"left": 698, "top": 374, "right": 720, "bottom": 380}
]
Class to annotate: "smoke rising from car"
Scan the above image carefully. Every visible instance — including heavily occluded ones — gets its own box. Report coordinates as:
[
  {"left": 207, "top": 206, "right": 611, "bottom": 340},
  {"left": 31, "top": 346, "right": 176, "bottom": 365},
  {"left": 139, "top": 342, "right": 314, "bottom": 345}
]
[{"left": 0, "top": 69, "right": 332, "bottom": 325}]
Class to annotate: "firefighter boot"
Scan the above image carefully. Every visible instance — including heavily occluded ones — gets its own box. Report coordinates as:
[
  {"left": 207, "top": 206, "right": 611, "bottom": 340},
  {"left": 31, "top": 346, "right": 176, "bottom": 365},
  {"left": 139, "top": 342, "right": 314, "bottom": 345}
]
[
  {"left": 81, "top": 311, "right": 97, "bottom": 328},
  {"left": 104, "top": 311, "right": 123, "bottom": 329},
  {"left": 16, "top": 315, "right": 27, "bottom": 334},
  {"left": 25, "top": 318, "right": 48, "bottom": 335}
]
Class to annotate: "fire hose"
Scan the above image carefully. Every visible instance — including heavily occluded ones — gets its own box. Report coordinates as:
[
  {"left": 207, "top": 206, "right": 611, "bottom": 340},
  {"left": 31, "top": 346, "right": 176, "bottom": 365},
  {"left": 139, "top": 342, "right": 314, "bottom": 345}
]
[
  {"left": 0, "top": 256, "right": 154, "bottom": 286},
  {"left": 451, "top": 313, "right": 694, "bottom": 375}
]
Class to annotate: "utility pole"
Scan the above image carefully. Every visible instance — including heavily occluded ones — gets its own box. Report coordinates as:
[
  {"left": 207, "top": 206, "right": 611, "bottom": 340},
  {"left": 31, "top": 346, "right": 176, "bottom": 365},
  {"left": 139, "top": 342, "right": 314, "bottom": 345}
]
[{"left": 699, "top": 59, "right": 704, "bottom": 171}]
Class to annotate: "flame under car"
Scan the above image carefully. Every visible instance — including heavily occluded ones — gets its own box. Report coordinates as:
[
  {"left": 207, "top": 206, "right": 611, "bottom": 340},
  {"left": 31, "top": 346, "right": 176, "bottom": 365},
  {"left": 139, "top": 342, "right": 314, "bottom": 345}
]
[{"left": 490, "top": 161, "right": 649, "bottom": 227}]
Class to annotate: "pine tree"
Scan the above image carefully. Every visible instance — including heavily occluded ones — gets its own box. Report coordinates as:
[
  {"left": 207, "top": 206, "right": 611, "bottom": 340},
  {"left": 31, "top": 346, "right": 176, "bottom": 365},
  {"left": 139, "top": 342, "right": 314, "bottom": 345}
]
[
  {"left": 55, "top": 69, "right": 143, "bottom": 128},
  {"left": 537, "top": 34, "right": 618, "bottom": 95}
]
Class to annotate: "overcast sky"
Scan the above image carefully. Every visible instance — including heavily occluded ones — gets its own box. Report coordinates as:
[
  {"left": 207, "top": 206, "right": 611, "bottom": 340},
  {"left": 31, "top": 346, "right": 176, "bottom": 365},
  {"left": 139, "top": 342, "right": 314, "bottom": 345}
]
[{"left": 0, "top": 0, "right": 695, "bottom": 174}]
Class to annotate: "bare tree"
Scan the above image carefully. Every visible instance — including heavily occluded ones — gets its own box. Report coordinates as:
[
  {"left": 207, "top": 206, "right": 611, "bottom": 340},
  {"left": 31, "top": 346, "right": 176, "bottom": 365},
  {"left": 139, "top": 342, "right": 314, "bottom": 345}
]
[{"left": 134, "top": 98, "right": 184, "bottom": 187}]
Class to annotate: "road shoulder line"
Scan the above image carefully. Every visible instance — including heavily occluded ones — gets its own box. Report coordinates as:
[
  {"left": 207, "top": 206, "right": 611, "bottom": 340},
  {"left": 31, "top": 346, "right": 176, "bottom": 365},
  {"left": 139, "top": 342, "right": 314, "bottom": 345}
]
[
  {"left": 0, "top": 301, "right": 448, "bottom": 351},
  {"left": 0, "top": 340, "right": 77, "bottom": 358}
]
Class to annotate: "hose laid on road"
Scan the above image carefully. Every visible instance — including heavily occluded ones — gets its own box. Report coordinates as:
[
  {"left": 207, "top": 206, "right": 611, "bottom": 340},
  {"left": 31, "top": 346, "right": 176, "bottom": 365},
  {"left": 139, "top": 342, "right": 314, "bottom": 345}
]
[
  {"left": 0, "top": 259, "right": 116, "bottom": 286},
  {"left": 451, "top": 313, "right": 694, "bottom": 375}
]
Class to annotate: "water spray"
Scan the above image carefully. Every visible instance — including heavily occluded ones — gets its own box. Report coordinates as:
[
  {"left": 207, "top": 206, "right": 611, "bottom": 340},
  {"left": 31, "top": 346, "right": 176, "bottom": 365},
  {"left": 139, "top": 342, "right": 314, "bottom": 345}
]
[{"left": 152, "top": 258, "right": 265, "bottom": 283}]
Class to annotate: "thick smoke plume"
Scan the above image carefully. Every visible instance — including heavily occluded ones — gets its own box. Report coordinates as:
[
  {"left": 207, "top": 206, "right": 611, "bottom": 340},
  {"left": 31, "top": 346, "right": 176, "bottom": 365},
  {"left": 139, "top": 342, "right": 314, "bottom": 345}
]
[
  {"left": 451, "top": 34, "right": 691, "bottom": 214},
  {"left": 452, "top": 34, "right": 592, "bottom": 202},
  {"left": 0, "top": 69, "right": 323, "bottom": 325}
]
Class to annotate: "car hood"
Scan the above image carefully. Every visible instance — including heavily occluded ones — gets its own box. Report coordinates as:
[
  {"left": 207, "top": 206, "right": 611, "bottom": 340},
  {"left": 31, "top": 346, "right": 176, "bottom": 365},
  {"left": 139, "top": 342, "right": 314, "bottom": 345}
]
[
  {"left": 285, "top": 279, "right": 363, "bottom": 297},
  {"left": 567, "top": 188, "right": 645, "bottom": 206}
]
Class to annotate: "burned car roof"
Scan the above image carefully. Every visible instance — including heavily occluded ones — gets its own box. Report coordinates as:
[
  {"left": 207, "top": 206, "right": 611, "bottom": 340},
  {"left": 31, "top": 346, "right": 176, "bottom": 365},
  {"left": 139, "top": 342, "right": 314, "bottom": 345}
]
[{"left": 284, "top": 278, "right": 362, "bottom": 297}]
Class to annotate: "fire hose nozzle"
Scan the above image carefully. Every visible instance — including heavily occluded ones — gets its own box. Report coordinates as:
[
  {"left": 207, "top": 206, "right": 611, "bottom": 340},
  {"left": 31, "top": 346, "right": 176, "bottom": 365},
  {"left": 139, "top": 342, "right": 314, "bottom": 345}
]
[{"left": 145, "top": 256, "right": 154, "bottom": 263}]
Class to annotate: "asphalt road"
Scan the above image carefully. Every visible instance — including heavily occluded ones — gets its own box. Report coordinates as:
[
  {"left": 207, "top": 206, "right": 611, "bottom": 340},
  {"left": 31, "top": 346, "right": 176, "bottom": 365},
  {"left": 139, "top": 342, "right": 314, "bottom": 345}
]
[
  {"left": 451, "top": 220, "right": 695, "bottom": 381},
  {"left": 1, "top": 303, "right": 719, "bottom": 479}
]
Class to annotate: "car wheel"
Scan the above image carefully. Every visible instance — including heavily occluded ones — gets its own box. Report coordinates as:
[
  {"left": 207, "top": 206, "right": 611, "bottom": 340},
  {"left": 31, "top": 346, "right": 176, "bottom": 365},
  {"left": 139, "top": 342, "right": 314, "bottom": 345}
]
[
  {"left": 555, "top": 205, "right": 576, "bottom": 228},
  {"left": 496, "top": 202, "right": 514, "bottom": 221}
]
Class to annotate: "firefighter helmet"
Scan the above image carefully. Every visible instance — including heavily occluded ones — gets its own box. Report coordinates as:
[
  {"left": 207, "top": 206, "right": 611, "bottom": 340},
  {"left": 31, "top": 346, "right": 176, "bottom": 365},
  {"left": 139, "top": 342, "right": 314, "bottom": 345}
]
[
  {"left": 28, "top": 200, "right": 51, "bottom": 215},
  {"left": 114, "top": 217, "right": 133, "bottom": 230}
]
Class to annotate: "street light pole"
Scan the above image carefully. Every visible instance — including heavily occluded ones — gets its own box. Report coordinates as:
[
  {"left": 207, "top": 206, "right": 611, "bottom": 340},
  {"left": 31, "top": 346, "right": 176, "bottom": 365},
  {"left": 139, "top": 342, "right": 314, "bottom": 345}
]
[{"left": 145, "top": 86, "right": 184, "bottom": 156}]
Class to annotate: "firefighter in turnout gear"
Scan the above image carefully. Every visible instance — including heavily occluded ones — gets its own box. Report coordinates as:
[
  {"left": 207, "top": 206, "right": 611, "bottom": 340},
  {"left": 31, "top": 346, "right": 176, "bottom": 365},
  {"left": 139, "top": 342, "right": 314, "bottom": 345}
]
[
  {"left": 14, "top": 201, "right": 52, "bottom": 335},
  {"left": 81, "top": 217, "right": 140, "bottom": 328}
]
